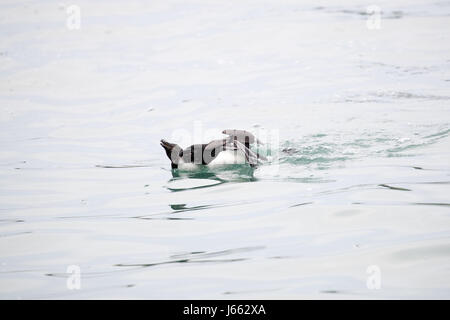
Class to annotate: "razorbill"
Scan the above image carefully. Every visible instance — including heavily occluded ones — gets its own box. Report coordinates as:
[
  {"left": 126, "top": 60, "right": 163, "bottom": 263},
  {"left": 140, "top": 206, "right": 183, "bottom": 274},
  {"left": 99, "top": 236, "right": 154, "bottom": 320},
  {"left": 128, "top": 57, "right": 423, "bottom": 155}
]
[{"left": 160, "top": 129, "right": 266, "bottom": 170}]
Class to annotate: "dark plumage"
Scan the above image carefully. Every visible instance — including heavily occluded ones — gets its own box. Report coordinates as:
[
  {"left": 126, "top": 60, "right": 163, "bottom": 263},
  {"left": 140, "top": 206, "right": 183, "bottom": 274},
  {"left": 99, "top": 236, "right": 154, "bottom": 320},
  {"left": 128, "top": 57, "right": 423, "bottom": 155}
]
[{"left": 160, "top": 129, "right": 265, "bottom": 169}]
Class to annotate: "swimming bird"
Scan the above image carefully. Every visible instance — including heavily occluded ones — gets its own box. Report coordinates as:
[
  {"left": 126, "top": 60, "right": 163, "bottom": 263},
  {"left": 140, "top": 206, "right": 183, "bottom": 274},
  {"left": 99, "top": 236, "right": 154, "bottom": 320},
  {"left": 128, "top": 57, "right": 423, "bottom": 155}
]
[{"left": 160, "top": 129, "right": 266, "bottom": 170}]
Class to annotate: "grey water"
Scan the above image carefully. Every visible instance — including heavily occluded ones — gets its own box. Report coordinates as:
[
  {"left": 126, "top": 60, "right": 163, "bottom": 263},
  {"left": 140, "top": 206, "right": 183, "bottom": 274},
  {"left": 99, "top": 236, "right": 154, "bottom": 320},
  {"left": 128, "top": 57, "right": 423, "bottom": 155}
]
[{"left": 0, "top": 0, "right": 450, "bottom": 299}]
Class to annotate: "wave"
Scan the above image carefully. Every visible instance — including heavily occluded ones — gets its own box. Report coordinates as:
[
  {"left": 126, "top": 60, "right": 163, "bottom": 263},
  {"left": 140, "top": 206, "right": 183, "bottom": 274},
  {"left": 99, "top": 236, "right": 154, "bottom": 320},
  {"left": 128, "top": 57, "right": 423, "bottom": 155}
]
[{"left": 276, "top": 126, "right": 450, "bottom": 168}]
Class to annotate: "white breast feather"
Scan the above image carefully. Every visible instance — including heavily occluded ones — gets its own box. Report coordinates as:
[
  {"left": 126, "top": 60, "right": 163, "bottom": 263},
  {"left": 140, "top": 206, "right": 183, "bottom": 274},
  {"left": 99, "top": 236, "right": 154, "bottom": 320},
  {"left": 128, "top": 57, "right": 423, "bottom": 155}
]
[
  {"left": 207, "top": 150, "right": 246, "bottom": 167},
  {"left": 177, "top": 160, "right": 199, "bottom": 171}
]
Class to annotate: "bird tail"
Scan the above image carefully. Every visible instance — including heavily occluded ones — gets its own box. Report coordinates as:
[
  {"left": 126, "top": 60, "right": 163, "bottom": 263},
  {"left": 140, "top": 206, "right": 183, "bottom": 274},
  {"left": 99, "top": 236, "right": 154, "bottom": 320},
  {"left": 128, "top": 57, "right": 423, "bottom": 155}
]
[{"left": 160, "top": 139, "right": 182, "bottom": 168}]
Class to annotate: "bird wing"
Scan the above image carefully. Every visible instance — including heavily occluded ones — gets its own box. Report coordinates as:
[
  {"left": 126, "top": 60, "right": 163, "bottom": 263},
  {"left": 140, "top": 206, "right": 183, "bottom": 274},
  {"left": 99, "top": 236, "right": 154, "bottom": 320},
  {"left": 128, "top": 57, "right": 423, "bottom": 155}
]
[
  {"left": 232, "top": 140, "right": 259, "bottom": 166},
  {"left": 222, "top": 129, "right": 256, "bottom": 145},
  {"left": 202, "top": 139, "right": 227, "bottom": 164},
  {"left": 203, "top": 135, "right": 265, "bottom": 167}
]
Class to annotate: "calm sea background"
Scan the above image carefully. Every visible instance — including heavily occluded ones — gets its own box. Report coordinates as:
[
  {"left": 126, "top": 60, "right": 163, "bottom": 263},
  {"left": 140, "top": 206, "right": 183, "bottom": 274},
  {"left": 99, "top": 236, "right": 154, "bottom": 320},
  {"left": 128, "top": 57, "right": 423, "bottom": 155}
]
[{"left": 0, "top": 0, "right": 449, "bottom": 299}]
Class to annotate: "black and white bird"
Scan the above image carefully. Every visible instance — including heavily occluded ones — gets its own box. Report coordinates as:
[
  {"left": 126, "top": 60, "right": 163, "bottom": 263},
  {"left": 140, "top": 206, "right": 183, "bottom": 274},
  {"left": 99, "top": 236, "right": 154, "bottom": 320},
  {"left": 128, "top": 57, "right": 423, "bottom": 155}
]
[{"left": 160, "top": 129, "right": 266, "bottom": 170}]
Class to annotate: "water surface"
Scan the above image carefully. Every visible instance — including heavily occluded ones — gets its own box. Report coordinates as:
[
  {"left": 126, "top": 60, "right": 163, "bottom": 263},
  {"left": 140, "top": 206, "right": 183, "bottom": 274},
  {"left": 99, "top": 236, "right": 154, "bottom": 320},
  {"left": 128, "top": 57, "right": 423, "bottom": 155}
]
[{"left": 0, "top": 0, "right": 450, "bottom": 299}]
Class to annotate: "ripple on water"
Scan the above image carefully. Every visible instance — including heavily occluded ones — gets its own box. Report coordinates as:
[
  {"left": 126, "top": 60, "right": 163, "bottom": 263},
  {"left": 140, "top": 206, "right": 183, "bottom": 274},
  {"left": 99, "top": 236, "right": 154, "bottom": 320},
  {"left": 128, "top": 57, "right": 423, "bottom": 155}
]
[
  {"left": 114, "top": 246, "right": 265, "bottom": 269},
  {"left": 390, "top": 243, "right": 450, "bottom": 263},
  {"left": 166, "top": 178, "right": 224, "bottom": 192}
]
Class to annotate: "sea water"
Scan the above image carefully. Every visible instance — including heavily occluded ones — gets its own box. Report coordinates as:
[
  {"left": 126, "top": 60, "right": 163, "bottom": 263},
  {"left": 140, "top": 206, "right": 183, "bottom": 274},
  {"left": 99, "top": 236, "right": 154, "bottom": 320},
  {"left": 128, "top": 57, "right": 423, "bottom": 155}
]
[{"left": 0, "top": 0, "right": 449, "bottom": 299}]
